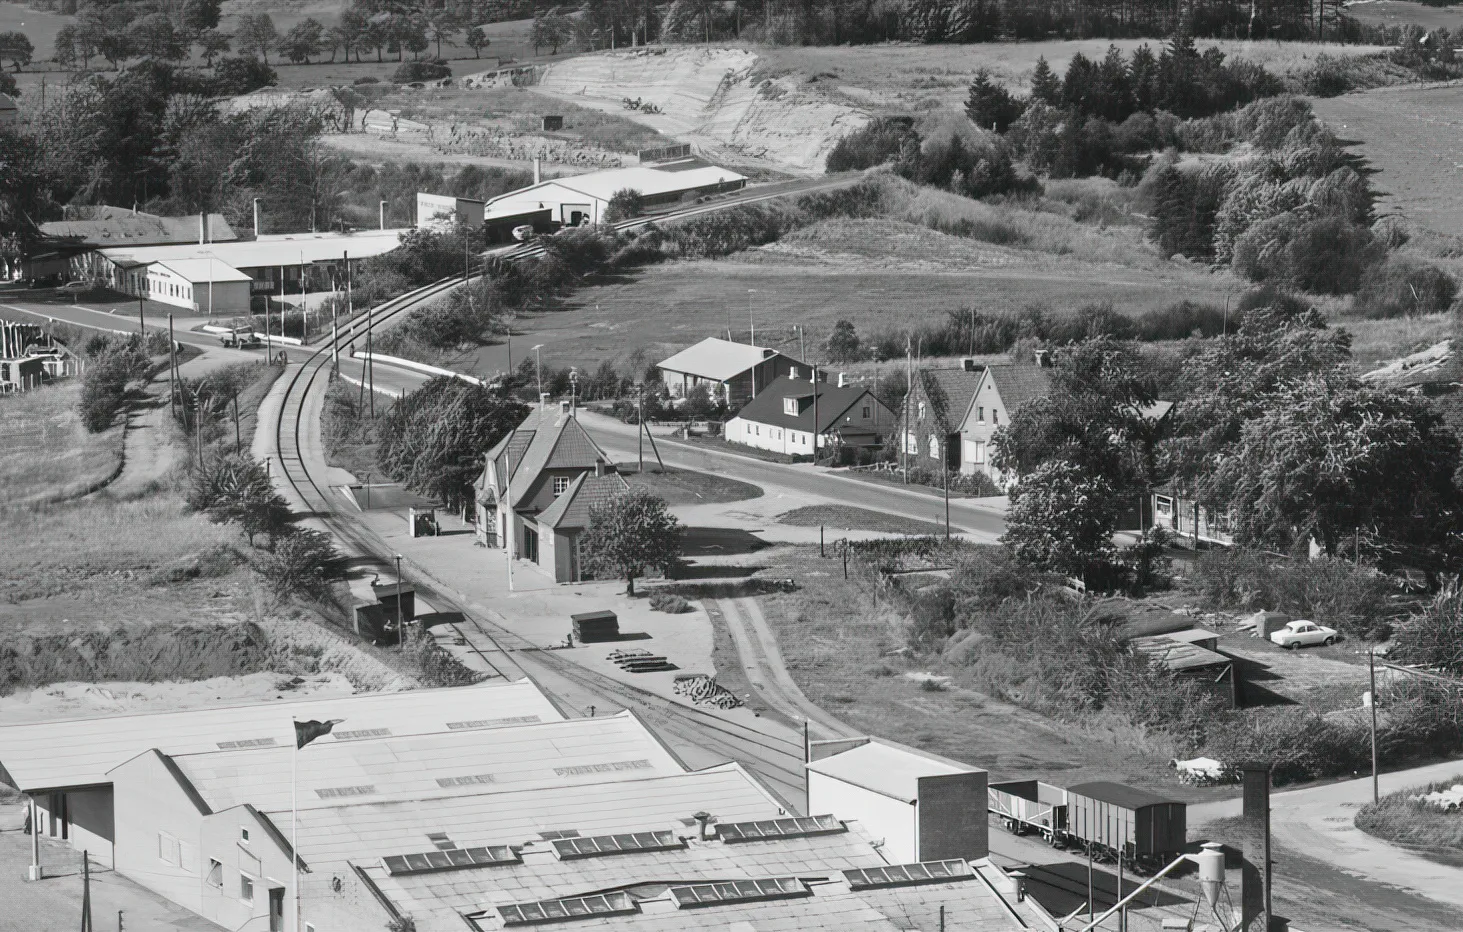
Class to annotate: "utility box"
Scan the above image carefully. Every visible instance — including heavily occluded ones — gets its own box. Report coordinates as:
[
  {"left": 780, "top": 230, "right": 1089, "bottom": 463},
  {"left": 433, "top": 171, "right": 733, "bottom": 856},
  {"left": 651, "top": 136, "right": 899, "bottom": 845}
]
[
  {"left": 571, "top": 610, "right": 619, "bottom": 643},
  {"left": 542, "top": 115, "right": 564, "bottom": 131},
  {"left": 373, "top": 581, "right": 416, "bottom": 622}
]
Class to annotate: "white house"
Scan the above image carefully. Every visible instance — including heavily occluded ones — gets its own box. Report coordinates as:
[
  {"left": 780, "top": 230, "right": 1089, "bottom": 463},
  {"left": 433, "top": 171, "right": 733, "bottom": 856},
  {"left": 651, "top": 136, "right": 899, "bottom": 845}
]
[
  {"left": 656, "top": 337, "right": 804, "bottom": 407},
  {"left": 724, "top": 373, "right": 893, "bottom": 457}
]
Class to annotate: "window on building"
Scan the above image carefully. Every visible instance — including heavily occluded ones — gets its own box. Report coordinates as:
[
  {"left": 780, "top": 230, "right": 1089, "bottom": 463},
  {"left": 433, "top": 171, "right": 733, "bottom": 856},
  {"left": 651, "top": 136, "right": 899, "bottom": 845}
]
[
  {"left": 978, "top": 406, "right": 984, "bottom": 422},
  {"left": 905, "top": 432, "right": 918, "bottom": 454},
  {"left": 158, "top": 832, "right": 179, "bottom": 865},
  {"left": 239, "top": 873, "right": 255, "bottom": 904},
  {"left": 207, "top": 859, "right": 223, "bottom": 888},
  {"left": 929, "top": 435, "right": 940, "bottom": 459},
  {"left": 1156, "top": 496, "right": 1173, "bottom": 516},
  {"left": 861, "top": 406, "right": 870, "bottom": 419},
  {"left": 552, "top": 476, "right": 570, "bottom": 496},
  {"left": 917, "top": 402, "right": 926, "bottom": 421},
  {"left": 240, "top": 828, "right": 250, "bottom": 844},
  {"left": 783, "top": 398, "right": 798, "bottom": 416},
  {"left": 992, "top": 409, "right": 999, "bottom": 425}
]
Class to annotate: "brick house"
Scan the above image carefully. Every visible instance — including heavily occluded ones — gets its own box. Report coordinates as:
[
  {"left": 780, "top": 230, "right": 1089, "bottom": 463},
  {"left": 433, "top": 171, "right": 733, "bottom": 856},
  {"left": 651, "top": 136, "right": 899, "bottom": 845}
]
[{"left": 897, "top": 364, "right": 987, "bottom": 475}]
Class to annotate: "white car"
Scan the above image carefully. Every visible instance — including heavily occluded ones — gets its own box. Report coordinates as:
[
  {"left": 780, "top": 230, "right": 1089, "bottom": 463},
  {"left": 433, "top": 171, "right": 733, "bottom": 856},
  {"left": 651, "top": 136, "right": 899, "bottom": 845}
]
[{"left": 1270, "top": 620, "right": 1339, "bottom": 649}]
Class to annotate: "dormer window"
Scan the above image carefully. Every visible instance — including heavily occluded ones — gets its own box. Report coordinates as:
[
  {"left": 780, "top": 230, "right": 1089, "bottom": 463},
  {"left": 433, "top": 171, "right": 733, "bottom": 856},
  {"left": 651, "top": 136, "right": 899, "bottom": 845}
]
[
  {"left": 783, "top": 398, "right": 798, "bottom": 416},
  {"left": 553, "top": 477, "right": 570, "bottom": 496}
]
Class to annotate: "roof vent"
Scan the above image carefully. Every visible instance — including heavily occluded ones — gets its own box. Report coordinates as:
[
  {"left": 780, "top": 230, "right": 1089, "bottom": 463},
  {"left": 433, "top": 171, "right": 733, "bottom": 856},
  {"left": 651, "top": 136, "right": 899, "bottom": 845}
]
[{"left": 693, "top": 811, "right": 712, "bottom": 840}]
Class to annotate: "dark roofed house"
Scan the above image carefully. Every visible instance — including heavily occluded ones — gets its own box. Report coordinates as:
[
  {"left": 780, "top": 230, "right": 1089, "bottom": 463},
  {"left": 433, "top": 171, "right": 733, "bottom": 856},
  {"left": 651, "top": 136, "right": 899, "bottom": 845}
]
[
  {"left": 958, "top": 362, "right": 1054, "bottom": 487},
  {"left": 725, "top": 372, "right": 895, "bottom": 458},
  {"left": 897, "top": 362, "right": 987, "bottom": 477},
  {"left": 474, "top": 404, "right": 625, "bottom": 583}
]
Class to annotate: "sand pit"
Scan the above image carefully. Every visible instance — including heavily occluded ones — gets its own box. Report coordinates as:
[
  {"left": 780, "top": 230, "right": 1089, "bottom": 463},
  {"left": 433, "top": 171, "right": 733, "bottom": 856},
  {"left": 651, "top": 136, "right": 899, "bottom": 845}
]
[{"left": 0, "top": 672, "right": 363, "bottom": 724}]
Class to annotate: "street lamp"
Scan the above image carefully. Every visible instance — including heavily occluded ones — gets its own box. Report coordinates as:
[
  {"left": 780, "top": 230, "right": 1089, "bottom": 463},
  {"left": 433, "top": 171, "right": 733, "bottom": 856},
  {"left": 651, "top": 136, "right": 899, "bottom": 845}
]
[
  {"left": 393, "top": 554, "right": 404, "bottom": 639},
  {"left": 531, "top": 344, "right": 544, "bottom": 402}
]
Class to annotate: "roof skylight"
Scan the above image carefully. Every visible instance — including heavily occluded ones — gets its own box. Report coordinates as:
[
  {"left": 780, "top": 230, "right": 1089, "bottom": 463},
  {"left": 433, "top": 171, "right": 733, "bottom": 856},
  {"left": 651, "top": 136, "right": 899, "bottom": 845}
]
[
  {"left": 447, "top": 715, "right": 542, "bottom": 730},
  {"left": 216, "top": 737, "right": 277, "bottom": 750},
  {"left": 716, "top": 814, "right": 845, "bottom": 843},
  {"left": 843, "top": 860, "right": 971, "bottom": 890},
  {"left": 669, "top": 877, "right": 809, "bottom": 909},
  {"left": 496, "top": 891, "right": 638, "bottom": 925},
  {"left": 382, "top": 845, "right": 520, "bottom": 875},
  {"left": 552, "top": 830, "right": 684, "bottom": 860}
]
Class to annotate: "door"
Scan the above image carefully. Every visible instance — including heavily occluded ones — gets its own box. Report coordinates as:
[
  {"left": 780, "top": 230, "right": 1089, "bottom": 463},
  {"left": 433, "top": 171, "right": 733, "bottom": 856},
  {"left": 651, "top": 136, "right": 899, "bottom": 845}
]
[
  {"left": 268, "top": 887, "right": 285, "bottom": 932},
  {"left": 523, "top": 524, "right": 539, "bottom": 563}
]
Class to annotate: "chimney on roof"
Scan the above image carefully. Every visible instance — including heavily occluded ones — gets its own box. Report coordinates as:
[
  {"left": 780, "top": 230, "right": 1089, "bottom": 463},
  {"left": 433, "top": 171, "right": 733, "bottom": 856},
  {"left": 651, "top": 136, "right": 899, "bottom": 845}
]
[
  {"left": 837, "top": 372, "right": 848, "bottom": 388},
  {"left": 693, "top": 812, "right": 712, "bottom": 841},
  {"left": 1241, "top": 763, "right": 1277, "bottom": 932},
  {"left": 559, "top": 400, "right": 570, "bottom": 415},
  {"left": 540, "top": 392, "right": 551, "bottom": 408},
  {"left": 595, "top": 460, "right": 607, "bottom": 477},
  {"left": 961, "top": 357, "right": 978, "bottom": 372}
]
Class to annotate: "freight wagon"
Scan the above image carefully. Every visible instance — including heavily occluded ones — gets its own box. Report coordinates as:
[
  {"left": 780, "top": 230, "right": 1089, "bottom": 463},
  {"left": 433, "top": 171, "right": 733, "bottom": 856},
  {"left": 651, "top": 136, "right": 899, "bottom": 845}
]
[
  {"left": 987, "top": 779, "right": 1186, "bottom": 873},
  {"left": 988, "top": 780, "right": 1068, "bottom": 843},
  {"left": 1065, "top": 782, "right": 1187, "bottom": 873}
]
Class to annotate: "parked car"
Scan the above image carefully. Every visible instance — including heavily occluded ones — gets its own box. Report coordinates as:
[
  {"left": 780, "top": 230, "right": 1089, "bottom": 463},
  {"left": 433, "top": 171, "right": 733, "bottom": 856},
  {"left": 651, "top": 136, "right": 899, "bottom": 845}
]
[
  {"left": 57, "top": 280, "right": 97, "bottom": 296},
  {"left": 219, "top": 331, "right": 263, "bottom": 349},
  {"left": 1270, "top": 620, "right": 1339, "bottom": 649}
]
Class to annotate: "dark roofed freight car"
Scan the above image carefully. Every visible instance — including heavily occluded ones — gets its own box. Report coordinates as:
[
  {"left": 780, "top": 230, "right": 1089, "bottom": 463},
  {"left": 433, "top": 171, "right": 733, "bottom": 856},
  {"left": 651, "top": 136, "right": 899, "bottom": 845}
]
[{"left": 1064, "top": 781, "right": 1187, "bottom": 872}]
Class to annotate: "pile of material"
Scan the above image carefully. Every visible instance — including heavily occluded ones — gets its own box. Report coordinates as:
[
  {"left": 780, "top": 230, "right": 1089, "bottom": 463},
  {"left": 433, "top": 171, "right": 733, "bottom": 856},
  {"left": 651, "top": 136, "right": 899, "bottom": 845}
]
[
  {"left": 673, "top": 673, "right": 743, "bottom": 709},
  {"left": 1412, "top": 784, "right": 1463, "bottom": 810},
  {"left": 607, "top": 648, "right": 673, "bottom": 673}
]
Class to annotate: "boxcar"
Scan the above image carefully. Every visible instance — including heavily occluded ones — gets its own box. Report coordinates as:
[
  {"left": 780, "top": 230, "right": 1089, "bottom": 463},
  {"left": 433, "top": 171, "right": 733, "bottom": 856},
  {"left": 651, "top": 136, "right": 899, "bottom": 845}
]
[
  {"left": 1064, "top": 781, "right": 1186, "bottom": 872},
  {"left": 988, "top": 780, "right": 1068, "bottom": 842}
]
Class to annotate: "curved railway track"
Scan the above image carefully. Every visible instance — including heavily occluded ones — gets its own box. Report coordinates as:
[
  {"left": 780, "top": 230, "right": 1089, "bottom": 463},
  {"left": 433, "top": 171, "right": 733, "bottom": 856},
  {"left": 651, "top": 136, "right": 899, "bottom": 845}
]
[{"left": 267, "top": 180, "right": 858, "bottom": 807}]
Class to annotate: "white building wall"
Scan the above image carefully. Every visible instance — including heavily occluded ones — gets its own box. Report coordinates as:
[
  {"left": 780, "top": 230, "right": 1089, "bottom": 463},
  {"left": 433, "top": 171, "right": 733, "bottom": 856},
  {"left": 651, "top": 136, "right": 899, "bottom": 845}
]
[
  {"left": 110, "top": 753, "right": 210, "bottom": 917},
  {"left": 725, "top": 417, "right": 820, "bottom": 457},
  {"left": 808, "top": 771, "right": 918, "bottom": 864}
]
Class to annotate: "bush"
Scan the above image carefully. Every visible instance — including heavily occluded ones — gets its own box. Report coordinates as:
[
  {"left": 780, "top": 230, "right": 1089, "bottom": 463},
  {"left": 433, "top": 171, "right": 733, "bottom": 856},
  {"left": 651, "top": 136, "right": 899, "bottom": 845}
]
[
  {"left": 826, "top": 118, "right": 919, "bottom": 172},
  {"left": 1136, "top": 300, "right": 1229, "bottom": 340},
  {"left": 392, "top": 59, "right": 451, "bottom": 83},
  {"left": 1298, "top": 53, "right": 1356, "bottom": 98},
  {"left": 964, "top": 69, "right": 1024, "bottom": 134},
  {"left": 258, "top": 529, "right": 345, "bottom": 601},
  {"left": 649, "top": 591, "right": 692, "bottom": 613},
  {"left": 1234, "top": 214, "right": 1383, "bottom": 295},
  {"left": 78, "top": 339, "right": 149, "bottom": 433},
  {"left": 210, "top": 56, "right": 277, "bottom": 95},
  {"left": 1354, "top": 256, "right": 1458, "bottom": 319},
  {"left": 1192, "top": 548, "right": 1395, "bottom": 639},
  {"left": 604, "top": 187, "right": 644, "bottom": 222}
]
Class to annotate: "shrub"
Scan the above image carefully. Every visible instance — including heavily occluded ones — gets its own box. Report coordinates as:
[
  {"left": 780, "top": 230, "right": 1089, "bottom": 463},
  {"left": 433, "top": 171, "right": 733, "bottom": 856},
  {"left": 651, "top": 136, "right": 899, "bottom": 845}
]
[
  {"left": 392, "top": 59, "right": 451, "bottom": 83},
  {"left": 210, "top": 56, "right": 276, "bottom": 94},
  {"left": 604, "top": 188, "right": 644, "bottom": 222},
  {"left": 649, "top": 591, "right": 692, "bottom": 613},
  {"left": 78, "top": 339, "right": 148, "bottom": 433},
  {"left": 1137, "top": 300, "right": 1229, "bottom": 340},
  {"left": 1389, "top": 587, "right": 1463, "bottom": 674},
  {"left": 826, "top": 118, "right": 919, "bottom": 172},
  {"left": 258, "top": 529, "right": 345, "bottom": 601},
  {"left": 1235, "top": 95, "right": 1314, "bottom": 150},
  {"left": 1234, "top": 214, "right": 1382, "bottom": 295},
  {"left": 1354, "top": 257, "right": 1458, "bottom": 319},
  {"left": 1298, "top": 53, "right": 1355, "bottom": 98}
]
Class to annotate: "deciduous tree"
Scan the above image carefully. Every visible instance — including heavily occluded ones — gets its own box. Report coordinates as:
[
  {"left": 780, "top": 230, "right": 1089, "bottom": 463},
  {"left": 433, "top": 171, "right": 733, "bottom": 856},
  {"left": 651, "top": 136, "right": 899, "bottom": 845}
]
[
  {"left": 1002, "top": 459, "right": 1118, "bottom": 582},
  {"left": 465, "top": 25, "right": 489, "bottom": 58},
  {"left": 236, "top": 13, "right": 279, "bottom": 64},
  {"left": 581, "top": 489, "right": 682, "bottom": 595}
]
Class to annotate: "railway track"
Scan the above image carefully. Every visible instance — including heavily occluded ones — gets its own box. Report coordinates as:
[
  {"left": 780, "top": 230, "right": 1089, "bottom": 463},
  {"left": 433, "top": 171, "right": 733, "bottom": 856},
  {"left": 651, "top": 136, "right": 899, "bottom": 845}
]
[{"left": 267, "top": 179, "right": 852, "bottom": 808}]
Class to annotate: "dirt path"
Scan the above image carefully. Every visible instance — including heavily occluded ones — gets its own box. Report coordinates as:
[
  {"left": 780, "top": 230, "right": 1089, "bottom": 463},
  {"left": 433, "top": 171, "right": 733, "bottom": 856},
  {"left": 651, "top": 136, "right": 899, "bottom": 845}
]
[{"left": 713, "top": 596, "right": 857, "bottom": 741}]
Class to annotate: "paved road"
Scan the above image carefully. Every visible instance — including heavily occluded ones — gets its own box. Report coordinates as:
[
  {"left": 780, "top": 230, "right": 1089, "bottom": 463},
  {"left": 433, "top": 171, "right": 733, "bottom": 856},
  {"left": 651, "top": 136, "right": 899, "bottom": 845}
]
[{"left": 1191, "top": 758, "right": 1463, "bottom": 911}]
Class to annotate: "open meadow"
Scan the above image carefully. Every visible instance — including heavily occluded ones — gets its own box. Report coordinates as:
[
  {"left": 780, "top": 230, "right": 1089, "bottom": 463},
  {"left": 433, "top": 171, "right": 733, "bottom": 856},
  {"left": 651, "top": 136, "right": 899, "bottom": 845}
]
[
  {"left": 1345, "top": 0, "right": 1463, "bottom": 30},
  {"left": 1313, "top": 84, "right": 1463, "bottom": 237},
  {"left": 0, "top": 383, "right": 125, "bottom": 507}
]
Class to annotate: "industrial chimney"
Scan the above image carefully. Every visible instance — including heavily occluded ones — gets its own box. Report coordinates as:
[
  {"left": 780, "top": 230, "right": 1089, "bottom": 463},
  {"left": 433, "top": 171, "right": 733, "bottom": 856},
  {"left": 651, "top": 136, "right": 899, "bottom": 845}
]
[{"left": 1241, "top": 762, "right": 1275, "bottom": 932}]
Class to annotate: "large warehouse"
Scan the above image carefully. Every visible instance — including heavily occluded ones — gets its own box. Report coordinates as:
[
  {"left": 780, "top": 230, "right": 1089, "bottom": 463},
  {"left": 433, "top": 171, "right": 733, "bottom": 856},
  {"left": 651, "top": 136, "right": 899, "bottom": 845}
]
[{"left": 480, "top": 158, "right": 747, "bottom": 231}]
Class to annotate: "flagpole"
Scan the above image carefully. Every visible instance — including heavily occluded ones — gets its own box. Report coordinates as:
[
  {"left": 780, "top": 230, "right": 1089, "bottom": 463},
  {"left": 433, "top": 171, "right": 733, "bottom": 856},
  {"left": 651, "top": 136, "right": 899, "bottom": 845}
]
[{"left": 292, "top": 719, "right": 300, "bottom": 932}]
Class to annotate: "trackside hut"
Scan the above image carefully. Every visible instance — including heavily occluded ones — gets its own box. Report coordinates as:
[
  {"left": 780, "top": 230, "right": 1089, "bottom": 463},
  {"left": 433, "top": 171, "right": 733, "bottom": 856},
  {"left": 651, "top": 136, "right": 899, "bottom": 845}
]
[{"left": 726, "top": 373, "right": 894, "bottom": 457}]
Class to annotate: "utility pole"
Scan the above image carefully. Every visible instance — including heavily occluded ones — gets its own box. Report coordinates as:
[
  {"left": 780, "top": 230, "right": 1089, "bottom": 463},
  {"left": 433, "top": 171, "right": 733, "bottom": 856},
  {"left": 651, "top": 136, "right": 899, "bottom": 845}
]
[
  {"left": 747, "top": 288, "right": 755, "bottom": 345},
  {"left": 532, "top": 344, "right": 543, "bottom": 399},
  {"left": 902, "top": 336, "right": 912, "bottom": 484},
  {"left": 637, "top": 382, "right": 645, "bottom": 473},
  {"left": 137, "top": 295, "right": 145, "bottom": 342},
  {"left": 232, "top": 392, "right": 241, "bottom": 452},
  {"left": 811, "top": 364, "right": 819, "bottom": 466},
  {"left": 367, "top": 303, "right": 376, "bottom": 418},
  {"left": 167, "top": 314, "right": 176, "bottom": 422},
  {"left": 1369, "top": 647, "right": 1380, "bottom": 803},
  {"left": 943, "top": 436, "right": 951, "bottom": 540},
  {"left": 81, "top": 851, "right": 93, "bottom": 932},
  {"left": 394, "top": 554, "right": 404, "bottom": 636}
]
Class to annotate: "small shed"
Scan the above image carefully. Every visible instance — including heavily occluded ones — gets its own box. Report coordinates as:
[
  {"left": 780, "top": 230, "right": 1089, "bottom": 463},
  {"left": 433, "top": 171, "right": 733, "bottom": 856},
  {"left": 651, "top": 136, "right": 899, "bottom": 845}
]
[
  {"left": 571, "top": 610, "right": 619, "bottom": 643},
  {"left": 353, "top": 603, "right": 400, "bottom": 645},
  {"left": 1161, "top": 627, "right": 1220, "bottom": 651},
  {"left": 541, "top": 115, "right": 564, "bottom": 131},
  {"left": 372, "top": 581, "right": 416, "bottom": 622}
]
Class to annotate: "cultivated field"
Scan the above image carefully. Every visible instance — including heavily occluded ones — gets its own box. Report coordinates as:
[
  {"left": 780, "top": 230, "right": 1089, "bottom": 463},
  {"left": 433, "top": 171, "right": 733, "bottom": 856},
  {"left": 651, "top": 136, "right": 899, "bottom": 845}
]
[
  {"left": 1313, "top": 84, "right": 1463, "bottom": 237},
  {"left": 0, "top": 383, "right": 124, "bottom": 506}
]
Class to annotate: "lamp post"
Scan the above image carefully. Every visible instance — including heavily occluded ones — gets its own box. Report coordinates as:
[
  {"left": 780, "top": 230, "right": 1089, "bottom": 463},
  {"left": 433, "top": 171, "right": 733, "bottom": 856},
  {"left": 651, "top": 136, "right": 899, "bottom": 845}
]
[
  {"left": 531, "top": 344, "right": 543, "bottom": 402},
  {"left": 569, "top": 367, "right": 579, "bottom": 415},
  {"left": 393, "top": 554, "right": 404, "bottom": 637},
  {"left": 747, "top": 288, "right": 756, "bottom": 345}
]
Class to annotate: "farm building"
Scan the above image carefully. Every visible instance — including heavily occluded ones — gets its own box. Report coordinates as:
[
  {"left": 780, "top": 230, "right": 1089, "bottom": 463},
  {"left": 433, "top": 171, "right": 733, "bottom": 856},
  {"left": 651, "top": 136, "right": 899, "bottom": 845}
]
[
  {"left": 481, "top": 158, "right": 747, "bottom": 228},
  {"left": 1130, "top": 627, "right": 1237, "bottom": 706},
  {"left": 725, "top": 372, "right": 895, "bottom": 457},
  {"left": 75, "top": 229, "right": 411, "bottom": 313},
  {"left": 0, "top": 680, "right": 1049, "bottom": 932},
  {"left": 475, "top": 404, "right": 627, "bottom": 583},
  {"left": 807, "top": 737, "right": 989, "bottom": 866},
  {"left": 657, "top": 337, "right": 805, "bottom": 407}
]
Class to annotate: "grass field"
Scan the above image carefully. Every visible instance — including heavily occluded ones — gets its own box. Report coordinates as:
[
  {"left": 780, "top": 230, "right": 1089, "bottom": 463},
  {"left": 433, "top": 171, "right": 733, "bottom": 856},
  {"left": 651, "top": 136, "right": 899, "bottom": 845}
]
[
  {"left": 452, "top": 215, "right": 1241, "bottom": 376},
  {"left": 0, "top": 383, "right": 124, "bottom": 507},
  {"left": 1346, "top": 0, "right": 1463, "bottom": 30},
  {"left": 1314, "top": 85, "right": 1463, "bottom": 237},
  {"left": 624, "top": 466, "right": 763, "bottom": 505},
  {"left": 755, "top": 38, "right": 1388, "bottom": 109},
  {"left": 1355, "top": 777, "right": 1463, "bottom": 867},
  {"left": 778, "top": 504, "right": 946, "bottom": 534}
]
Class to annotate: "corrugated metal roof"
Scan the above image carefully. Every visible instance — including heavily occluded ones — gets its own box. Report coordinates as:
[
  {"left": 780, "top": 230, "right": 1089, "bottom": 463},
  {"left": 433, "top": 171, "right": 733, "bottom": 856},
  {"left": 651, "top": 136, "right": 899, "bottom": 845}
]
[
  {"left": 657, "top": 338, "right": 788, "bottom": 384},
  {"left": 167, "top": 712, "right": 684, "bottom": 813},
  {"left": 0, "top": 679, "right": 561, "bottom": 793},
  {"left": 806, "top": 739, "right": 981, "bottom": 804},
  {"left": 97, "top": 228, "right": 410, "bottom": 271}
]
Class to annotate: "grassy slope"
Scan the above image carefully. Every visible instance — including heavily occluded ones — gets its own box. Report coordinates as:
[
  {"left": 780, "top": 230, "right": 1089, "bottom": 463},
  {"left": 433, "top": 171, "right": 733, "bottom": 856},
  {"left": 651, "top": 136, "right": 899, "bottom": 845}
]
[
  {"left": 777, "top": 504, "right": 946, "bottom": 534},
  {"left": 0, "top": 383, "right": 125, "bottom": 506},
  {"left": 1356, "top": 777, "right": 1463, "bottom": 866}
]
